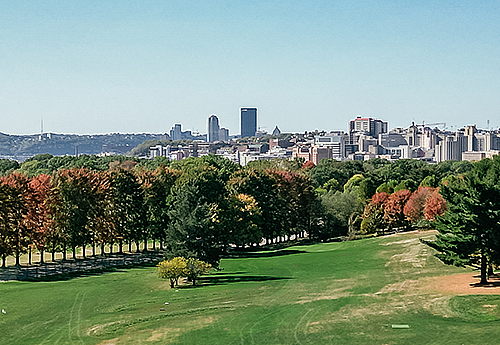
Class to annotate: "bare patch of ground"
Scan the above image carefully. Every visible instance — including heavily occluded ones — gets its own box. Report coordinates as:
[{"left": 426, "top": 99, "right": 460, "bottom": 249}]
[
  {"left": 384, "top": 238, "right": 430, "bottom": 268},
  {"left": 144, "top": 316, "right": 219, "bottom": 343},
  {"left": 295, "top": 279, "right": 355, "bottom": 305},
  {"left": 96, "top": 338, "right": 119, "bottom": 345},
  {"left": 424, "top": 273, "right": 500, "bottom": 295},
  {"left": 296, "top": 286, "right": 351, "bottom": 304}
]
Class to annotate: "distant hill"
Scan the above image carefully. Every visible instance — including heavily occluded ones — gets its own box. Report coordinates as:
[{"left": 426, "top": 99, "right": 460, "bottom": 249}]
[{"left": 0, "top": 132, "right": 168, "bottom": 160}]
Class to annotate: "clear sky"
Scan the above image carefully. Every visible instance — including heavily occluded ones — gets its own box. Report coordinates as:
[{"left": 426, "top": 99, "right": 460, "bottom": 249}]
[{"left": 1, "top": 1, "right": 499, "bottom": 135}]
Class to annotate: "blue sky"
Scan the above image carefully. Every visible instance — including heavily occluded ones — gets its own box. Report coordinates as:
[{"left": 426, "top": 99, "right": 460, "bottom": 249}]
[{"left": 1, "top": 1, "right": 499, "bottom": 135}]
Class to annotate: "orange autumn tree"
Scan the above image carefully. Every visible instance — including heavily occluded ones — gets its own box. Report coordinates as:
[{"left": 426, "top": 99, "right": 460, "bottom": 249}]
[
  {"left": 26, "top": 174, "right": 54, "bottom": 264},
  {"left": 424, "top": 188, "right": 447, "bottom": 221},
  {"left": 0, "top": 173, "right": 30, "bottom": 266},
  {"left": 403, "top": 186, "right": 447, "bottom": 226},
  {"left": 384, "top": 189, "right": 412, "bottom": 230},
  {"left": 403, "top": 186, "right": 434, "bottom": 223}
]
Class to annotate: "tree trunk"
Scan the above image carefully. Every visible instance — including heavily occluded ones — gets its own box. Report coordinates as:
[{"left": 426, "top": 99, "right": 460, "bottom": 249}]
[
  {"left": 110, "top": 243, "right": 113, "bottom": 254},
  {"left": 2, "top": 255, "right": 5, "bottom": 268},
  {"left": 72, "top": 246, "right": 76, "bottom": 260},
  {"left": 40, "top": 249, "right": 44, "bottom": 264},
  {"left": 101, "top": 243, "right": 105, "bottom": 256},
  {"left": 128, "top": 241, "right": 132, "bottom": 252},
  {"left": 481, "top": 252, "right": 488, "bottom": 284},
  {"left": 82, "top": 244, "right": 86, "bottom": 259},
  {"left": 144, "top": 238, "right": 148, "bottom": 252},
  {"left": 15, "top": 250, "right": 20, "bottom": 266},
  {"left": 488, "top": 263, "right": 494, "bottom": 277},
  {"left": 160, "top": 240, "right": 164, "bottom": 250},
  {"left": 135, "top": 241, "right": 140, "bottom": 253},
  {"left": 28, "top": 247, "right": 32, "bottom": 265},
  {"left": 119, "top": 239, "right": 123, "bottom": 254},
  {"left": 63, "top": 244, "right": 67, "bottom": 261},
  {"left": 92, "top": 243, "right": 95, "bottom": 257}
]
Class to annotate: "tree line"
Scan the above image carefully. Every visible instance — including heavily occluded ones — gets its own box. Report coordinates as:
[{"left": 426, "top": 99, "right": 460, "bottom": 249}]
[
  {"left": 1, "top": 153, "right": 499, "bottom": 282},
  {"left": 0, "top": 155, "right": 315, "bottom": 268}
]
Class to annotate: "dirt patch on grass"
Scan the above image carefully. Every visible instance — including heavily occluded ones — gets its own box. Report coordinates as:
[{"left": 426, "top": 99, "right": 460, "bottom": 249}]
[
  {"left": 375, "top": 279, "right": 420, "bottom": 295},
  {"left": 296, "top": 279, "right": 354, "bottom": 304},
  {"left": 96, "top": 338, "right": 120, "bottom": 345},
  {"left": 384, "top": 238, "right": 430, "bottom": 269},
  {"left": 425, "top": 273, "right": 500, "bottom": 295},
  {"left": 296, "top": 286, "right": 351, "bottom": 304},
  {"left": 144, "top": 316, "right": 219, "bottom": 343}
]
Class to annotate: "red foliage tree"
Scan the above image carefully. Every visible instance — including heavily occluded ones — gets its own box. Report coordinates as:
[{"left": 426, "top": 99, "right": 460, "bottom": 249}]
[
  {"left": 301, "top": 161, "right": 316, "bottom": 170},
  {"left": 424, "top": 188, "right": 447, "bottom": 221},
  {"left": 371, "top": 192, "right": 389, "bottom": 205},
  {"left": 403, "top": 186, "right": 433, "bottom": 223},
  {"left": 384, "top": 189, "right": 412, "bottom": 230},
  {"left": 267, "top": 169, "right": 316, "bottom": 240}
]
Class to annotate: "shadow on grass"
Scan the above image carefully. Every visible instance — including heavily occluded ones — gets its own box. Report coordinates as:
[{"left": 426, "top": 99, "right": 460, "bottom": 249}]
[
  {"left": 182, "top": 274, "right": 293, "bottom": 287},
  {"left": 25, "top": 261, "right": 158, "bottom": 282},
  {"left": 225, "top": 249, "right": 306, "bottom": 259}
]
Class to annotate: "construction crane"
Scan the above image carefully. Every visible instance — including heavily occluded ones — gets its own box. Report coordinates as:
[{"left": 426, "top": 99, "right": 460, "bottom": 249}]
[{"left": 415, "top": 121, "right": 446, "bottom": 129}]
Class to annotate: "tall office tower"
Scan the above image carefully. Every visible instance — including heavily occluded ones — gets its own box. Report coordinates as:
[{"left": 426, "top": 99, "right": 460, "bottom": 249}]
[
  {"left": 207, "top": 114, "right": 220, "bottom": 142},
  {"left": 240, "top": 107, "right": 257, "bottom": 138},
  {"left": 170, "top": 124, "right": 182, "bottom": 141}
]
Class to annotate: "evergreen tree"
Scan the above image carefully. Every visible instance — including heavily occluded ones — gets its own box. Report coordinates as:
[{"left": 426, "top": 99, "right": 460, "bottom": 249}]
[{"left": 425, "top": 169, "right": 500, "bottom": 284}]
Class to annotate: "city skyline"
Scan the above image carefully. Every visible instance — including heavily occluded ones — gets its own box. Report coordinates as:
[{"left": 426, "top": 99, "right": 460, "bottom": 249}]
[{"left": 2, "top": 1, "right": 500, "bottom": 135}]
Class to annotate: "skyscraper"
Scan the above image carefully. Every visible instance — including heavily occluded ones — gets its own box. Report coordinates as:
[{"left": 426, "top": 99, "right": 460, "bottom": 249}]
[
  {"left": 240, "top": 107, "right": 257, "bottom": 138},
  {"left": 170, "top": 124, "right": 182, "bottom": 141},
  {"left": 207, "top": 114, "right": 220, "bottom": 142}
]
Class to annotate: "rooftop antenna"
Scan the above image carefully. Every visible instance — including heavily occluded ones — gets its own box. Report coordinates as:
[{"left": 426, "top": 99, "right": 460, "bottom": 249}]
[
  {"left": 41, "top": 119, "right": 44, "bottom": 134},
  {"left": 487, "top": 119, "right": 490, "bottom": 131}
]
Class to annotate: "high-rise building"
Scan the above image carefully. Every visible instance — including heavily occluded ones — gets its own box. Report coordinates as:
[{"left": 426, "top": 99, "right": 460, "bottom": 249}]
[
  {"left": 207, "top": 114, "right": 220, "bottom": 142},
  {"left": 240, "top": 108, "right": 257, "bottom": 138},
  {"left": 218, "top": 128, "right": 229, "bottom": 142},
  {"left": 170, "top": 124, "right": 182, "bottom": 141},
  {"left": 349, "top": 117, "right": 388, "bottom": 137}
]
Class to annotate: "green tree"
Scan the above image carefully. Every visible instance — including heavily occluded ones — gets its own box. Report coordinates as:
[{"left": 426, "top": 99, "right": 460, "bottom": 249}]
[
  {"left": 425, "top": 169, "right": 500, "bottom": 284},
  {"left": 0, "top": 159, "right": 20, "bottom": 176},
  {"left": 109, "top": 168, "right": 147, "bottom": 253},
  {"left": 360, "top": 192, "right": 389, "bottom": 235},
  {"left": 228, "top": 168, "right": 286, "bottom": 244},
  {"left": 223, "top": 193, "right": 262, "bottom": 247},
  {"left": 310, "top": 160, "right": 365, "bottom": 189},
  {"left": 0, "top": 183, "right": 20, "bottom": 266},
  {"left": 185, "top": 258, "right": 212, "bottom": 286},
  {"left": 317, "top": 190, "right": 362, "bottom": 240},
  {"left": 136, "top": 166, "right": 179, "bottom": 250},
  {"left": 166, "top": 183, "right": 223, "bottom": 266},
  {"left": 50, "top": 168, "right": 101, "bottom": 259}
]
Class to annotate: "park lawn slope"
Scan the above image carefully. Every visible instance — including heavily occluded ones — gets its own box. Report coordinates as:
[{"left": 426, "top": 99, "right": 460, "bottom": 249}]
[{"left": 1, "top": 230, "right": 500, "bottom": 344}]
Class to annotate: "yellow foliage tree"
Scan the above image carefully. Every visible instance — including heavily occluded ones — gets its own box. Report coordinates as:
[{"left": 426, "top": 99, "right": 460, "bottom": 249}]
[{"left": 157, "top": 257, "right": 187, "bottom": 288}]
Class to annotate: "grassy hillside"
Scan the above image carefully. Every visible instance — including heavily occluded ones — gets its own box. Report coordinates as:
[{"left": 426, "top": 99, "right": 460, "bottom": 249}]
[{"left": 1, "top": 231, "right": 499, "bottom": 344}]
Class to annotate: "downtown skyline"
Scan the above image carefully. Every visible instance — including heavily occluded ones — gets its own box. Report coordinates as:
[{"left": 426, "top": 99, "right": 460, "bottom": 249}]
[{"left": 1, "top": 1, "right": 499, "bottom": 135}]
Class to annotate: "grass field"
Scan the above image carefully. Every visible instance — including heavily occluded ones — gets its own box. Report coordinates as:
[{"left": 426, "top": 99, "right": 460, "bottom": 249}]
[{"left": 1, "top": 230, "right": 500, "bottom": 344}]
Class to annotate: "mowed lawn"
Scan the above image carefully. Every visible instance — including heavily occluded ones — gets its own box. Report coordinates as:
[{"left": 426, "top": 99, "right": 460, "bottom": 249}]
[{"left": 1, "top": 231, "right": 500, "bottom": 345}]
